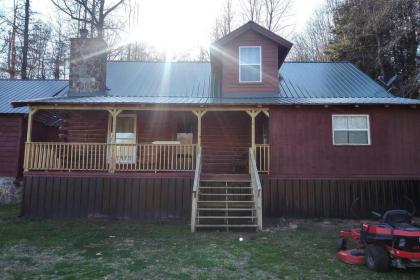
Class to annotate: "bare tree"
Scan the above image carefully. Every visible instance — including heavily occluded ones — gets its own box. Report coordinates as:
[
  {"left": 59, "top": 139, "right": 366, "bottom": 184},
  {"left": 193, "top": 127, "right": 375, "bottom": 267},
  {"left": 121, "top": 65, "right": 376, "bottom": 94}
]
[
  {"left": 242, "top": 0, "right": 262, "bottom": 23},
  {"left": 263, "top": 0, "right": 292, "bottom": 33},
  {"left": 21, "top": 0, "right": 30, "bottom": 79},
  {"left": 51, "top": 0, "right": 125, "bottom": 38},
  {"left": 289, "top": 5, "right": 334, "bottom": 61},
  {"left": 51, "top": 20, "right": 69, "bottom": 79},
  {"left": 211, "top": 0, "right": 235, "bottom": 41},
  {"left": 1, "top": 0, "right": 20, "bottom": 78},
  {"left": 125, "top": 0, "right": 140, "bottom": 60}
]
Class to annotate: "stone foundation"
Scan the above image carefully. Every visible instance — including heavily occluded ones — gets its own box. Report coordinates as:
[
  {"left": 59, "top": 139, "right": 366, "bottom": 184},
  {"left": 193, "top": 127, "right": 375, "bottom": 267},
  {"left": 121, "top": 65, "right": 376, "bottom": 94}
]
[{"left": 0, "top": 177, "right": 20, "bottom": 205}]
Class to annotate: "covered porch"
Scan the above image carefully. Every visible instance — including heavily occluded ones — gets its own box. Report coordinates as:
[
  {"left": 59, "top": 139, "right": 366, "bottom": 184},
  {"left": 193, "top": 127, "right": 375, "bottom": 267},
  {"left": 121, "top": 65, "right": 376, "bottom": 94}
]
[{"left": 23, "top": 105, "right": 270, "bottom": 175}]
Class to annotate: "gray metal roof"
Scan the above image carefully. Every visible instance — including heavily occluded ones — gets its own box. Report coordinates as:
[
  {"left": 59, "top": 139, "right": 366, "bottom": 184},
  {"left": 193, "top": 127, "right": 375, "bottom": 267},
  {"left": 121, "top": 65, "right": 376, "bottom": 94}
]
[
  {"left": 106, "top": 62, "right": 212, "bottom": 97},
  {"left": 0, "top": 80, "right": 68, "bottom": 113},
  {"left": 10, "top": 61, "right": 420, "bottom": 107},
  {"left": 19, "top": 95, "right": 420, "bottom": 106},
  {"left": 279, "top": 62, "right": 392, "bottom": 99}
]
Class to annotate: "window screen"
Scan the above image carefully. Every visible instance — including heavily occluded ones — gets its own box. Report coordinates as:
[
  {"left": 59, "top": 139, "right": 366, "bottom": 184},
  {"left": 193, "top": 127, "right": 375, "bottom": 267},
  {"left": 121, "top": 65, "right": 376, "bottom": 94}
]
[
  {"left": 332, "top": 115, "right": 370, "bottom": 145},
  {"left": 239, "top": 47, "right": 261, "bottom": 82}
]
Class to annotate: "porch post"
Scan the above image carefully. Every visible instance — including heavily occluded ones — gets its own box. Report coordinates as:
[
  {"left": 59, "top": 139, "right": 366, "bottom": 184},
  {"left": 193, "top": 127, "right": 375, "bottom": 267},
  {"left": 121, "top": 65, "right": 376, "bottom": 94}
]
[
  {"left": 193, "top": 110, "right": 207, "bottom": 148},
  {"left": 246, "top": 109, "right": 260, "bottom": 152},
  {"left": 108, "top": 109, "right": 122, "bottom": 173},
  {"left": 24, "top": 106, "right": 38, "bottom": 172},
  {"left": 26, "top": 106, "right": 37, "bottom": 143}
]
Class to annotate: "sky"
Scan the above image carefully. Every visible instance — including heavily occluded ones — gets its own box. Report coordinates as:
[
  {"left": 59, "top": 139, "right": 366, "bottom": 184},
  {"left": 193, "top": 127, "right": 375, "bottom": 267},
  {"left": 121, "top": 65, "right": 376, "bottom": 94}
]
[{"left": 1, "top": 0, "right": 325, "bottom": 54}]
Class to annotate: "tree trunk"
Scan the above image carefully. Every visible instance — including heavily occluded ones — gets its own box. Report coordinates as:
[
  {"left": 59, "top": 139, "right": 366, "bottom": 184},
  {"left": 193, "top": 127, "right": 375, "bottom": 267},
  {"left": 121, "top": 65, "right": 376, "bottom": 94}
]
[
  {"left": 21, "top": 0, "right": 30, "bottom": 80},
  {"left": 8, "top": 0, "right": 18, "bottom": 79}
]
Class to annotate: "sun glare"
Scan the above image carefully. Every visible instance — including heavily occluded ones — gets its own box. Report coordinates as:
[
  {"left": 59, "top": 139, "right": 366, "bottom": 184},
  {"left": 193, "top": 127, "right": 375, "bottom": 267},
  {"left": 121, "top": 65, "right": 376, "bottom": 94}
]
[
  {"left": 27, "top": 0, "right": 325, "bottom": 60},
  {"left": 134, "top": 0, "right": 223, "bottom": 57}
]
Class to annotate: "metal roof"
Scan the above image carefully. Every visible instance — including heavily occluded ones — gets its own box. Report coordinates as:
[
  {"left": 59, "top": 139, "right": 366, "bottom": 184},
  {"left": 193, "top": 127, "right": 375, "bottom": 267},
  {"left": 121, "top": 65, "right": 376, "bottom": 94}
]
[
  {"left": 279, "top": 62, "right": 392, "bottom": 99},
  {"left": 106, "top": 62, "right": 212, "bottom": 97},
  {"left": 18, "top": 95, "right": 420, "bottom": 106},
  {"left": 10, "top": 61, "right": 420, "bottom": 107},
  {"left": 0, "top": 80, "right": 67, "bottom": 113}
]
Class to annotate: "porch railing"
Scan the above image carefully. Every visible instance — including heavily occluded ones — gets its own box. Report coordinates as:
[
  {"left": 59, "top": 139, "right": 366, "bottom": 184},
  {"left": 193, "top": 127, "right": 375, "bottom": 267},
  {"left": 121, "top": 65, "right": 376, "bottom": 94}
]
[
  {"left": 249, "top": 147, "right": 263, "bottom": 230},
  {"left": 191, "top": 147, "right": 202, "bottom": 232},
  {"left": 255, "top": 144, "right": 270, "bottom": 173},
  {"left": 24, "top": 142, "right": 197, "bottom": 172}
]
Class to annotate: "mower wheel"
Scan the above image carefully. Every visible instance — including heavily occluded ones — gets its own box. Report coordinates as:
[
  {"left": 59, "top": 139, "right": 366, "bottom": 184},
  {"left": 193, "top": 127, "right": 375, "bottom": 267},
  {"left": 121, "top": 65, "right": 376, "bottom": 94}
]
[
  {"left": 336, "top": 238, "right": 347, "bottom": 252},
  {"left": 365, "top": 244, "right": 390, "bottom": 272}
]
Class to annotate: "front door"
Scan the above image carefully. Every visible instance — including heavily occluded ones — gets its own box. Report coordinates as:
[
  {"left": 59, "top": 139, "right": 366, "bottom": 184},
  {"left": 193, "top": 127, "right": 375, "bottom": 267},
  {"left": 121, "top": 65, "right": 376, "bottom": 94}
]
[{"left": 113, "top": 114, "right": 137, "bottom": 164}]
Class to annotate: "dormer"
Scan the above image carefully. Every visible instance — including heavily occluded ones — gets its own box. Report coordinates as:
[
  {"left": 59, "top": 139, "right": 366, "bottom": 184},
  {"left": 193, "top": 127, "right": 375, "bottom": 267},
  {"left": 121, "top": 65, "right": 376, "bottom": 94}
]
[{"left": 210, "top": 21, "right": 292, "bottom": 97}]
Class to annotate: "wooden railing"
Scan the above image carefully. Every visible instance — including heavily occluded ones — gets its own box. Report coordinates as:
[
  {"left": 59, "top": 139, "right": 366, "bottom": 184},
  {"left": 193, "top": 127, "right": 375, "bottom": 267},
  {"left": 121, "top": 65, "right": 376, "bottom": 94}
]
[
  {"left": 24, "top": 142, "right": 197, "bottom": 172},
  {"left": 191, "top": 147, "right": 202, "bottom": 232},
  {"left": 249, "top": 148, "right": 263, "bottom": 230},
  {"left": 255, "top": 144, "right": 270, "bottom": 173}
]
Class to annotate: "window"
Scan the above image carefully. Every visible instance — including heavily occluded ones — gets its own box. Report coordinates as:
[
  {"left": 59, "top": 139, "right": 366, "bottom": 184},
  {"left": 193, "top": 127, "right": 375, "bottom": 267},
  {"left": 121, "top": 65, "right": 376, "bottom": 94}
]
[
  {"left": 239, "top": 46, "right": 261, "bottom": 83},
  {"left": 332, "top": 115, "right": 370, "bottom": 145}
]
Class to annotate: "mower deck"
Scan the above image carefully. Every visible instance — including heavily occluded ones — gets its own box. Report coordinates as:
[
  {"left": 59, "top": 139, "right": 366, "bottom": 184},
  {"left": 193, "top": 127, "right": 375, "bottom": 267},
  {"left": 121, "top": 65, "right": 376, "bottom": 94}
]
[
  {"left": 336, "top": 209, "right": 420, "bottom": 272},
  {"left": 336, "top": 249, "right": 366, "bottom": 265}
]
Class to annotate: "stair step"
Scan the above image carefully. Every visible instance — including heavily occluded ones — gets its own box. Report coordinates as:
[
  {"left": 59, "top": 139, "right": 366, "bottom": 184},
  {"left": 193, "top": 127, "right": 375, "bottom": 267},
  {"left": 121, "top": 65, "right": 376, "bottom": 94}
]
[
  {"left": 198, "top": 201, "right": 253, "bottom": 203},
  {"left": 197, "top": 208, "right": 254, "bottom": 211},
  {"left": 198, "top": 216, "right": 256, "bottom": 219},
  {"left": 200, "top": 187, "right": 252, "bottom": 189},
  {"left": 199, "top": 193, "right": 253, "bottom": 196},
  {"left": 196, "top": 224, "right": 258, "bottom": 228}
]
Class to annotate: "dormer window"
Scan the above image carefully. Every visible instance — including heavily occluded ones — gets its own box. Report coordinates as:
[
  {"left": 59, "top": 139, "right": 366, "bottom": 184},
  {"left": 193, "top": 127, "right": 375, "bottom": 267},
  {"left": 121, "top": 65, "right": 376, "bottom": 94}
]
[{"left": 239, "top": 46, "right": 262, "bottom": 83}]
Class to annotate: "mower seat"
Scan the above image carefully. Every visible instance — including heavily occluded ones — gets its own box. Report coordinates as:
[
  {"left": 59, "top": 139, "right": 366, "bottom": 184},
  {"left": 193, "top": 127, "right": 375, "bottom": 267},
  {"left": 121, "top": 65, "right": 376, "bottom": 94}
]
[{"left": 381, "top": 210, "right": 412, "bottom": 228}]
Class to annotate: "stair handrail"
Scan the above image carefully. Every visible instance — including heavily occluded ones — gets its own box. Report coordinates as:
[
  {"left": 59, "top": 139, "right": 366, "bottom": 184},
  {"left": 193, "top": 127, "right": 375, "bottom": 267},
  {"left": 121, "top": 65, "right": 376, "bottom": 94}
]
[
  {"left": 249, "top": 147, "right": 263, "bottom": 230},
  {"left": 191, "top": 146, "right": 202, "bottom": 232}
]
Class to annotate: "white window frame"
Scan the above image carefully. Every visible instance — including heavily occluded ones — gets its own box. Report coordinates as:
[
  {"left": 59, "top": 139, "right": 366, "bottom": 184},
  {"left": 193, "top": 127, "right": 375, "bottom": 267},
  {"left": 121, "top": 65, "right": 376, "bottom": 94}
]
[
  {"left": 238, "top": 46, "right": 262, "bottom": 83},
  {"left": 332, "top": 114, "right": 371, "bottom": 146}
]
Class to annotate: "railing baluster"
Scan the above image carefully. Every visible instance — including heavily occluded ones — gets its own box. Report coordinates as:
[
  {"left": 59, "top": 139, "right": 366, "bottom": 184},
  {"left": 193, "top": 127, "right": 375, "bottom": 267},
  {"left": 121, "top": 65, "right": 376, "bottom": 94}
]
[{"left": 24, "top": 142, "right": 202, "bottom": 173}]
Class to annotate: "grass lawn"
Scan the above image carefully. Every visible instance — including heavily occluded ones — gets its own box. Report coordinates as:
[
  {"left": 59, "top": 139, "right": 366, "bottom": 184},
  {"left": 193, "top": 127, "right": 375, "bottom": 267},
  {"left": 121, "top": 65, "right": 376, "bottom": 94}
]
[{"left": 1, "top": 205, "right": 420, "bottom": 280}]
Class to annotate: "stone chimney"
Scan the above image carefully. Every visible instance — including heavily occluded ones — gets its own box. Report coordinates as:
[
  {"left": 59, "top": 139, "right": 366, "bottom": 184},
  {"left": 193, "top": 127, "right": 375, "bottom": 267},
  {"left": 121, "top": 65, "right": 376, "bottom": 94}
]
[{"left": 69, "top": 29, "right": 107, "bottom": 95}]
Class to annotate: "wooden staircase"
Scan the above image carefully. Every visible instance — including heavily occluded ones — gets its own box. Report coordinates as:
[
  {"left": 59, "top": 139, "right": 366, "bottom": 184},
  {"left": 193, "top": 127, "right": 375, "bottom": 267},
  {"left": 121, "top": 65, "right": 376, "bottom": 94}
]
[
  {"left": 195, "top": 176, "right": 257, "bottom": 229},
  {"left": 191, "top": 148, "right": 263, "bottom": 232}
]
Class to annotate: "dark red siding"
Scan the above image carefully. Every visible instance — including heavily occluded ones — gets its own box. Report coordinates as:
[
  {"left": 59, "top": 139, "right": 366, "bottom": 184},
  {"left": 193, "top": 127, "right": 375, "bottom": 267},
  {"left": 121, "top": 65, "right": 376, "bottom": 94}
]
[
  {"left": 0, "top": 115, "right": 25, "bottom": 177},
  {"left": 219, "top": 29, "right": 279, "bottom": 94},
  {"left": 21, "top": 174, "right": 420, "bottom": 219},
  {"left": 269, "top": 106, "right": 420, "bottom": 179},
  {"left": 22, "top": 174, "right": 193, "bottom": 220}
]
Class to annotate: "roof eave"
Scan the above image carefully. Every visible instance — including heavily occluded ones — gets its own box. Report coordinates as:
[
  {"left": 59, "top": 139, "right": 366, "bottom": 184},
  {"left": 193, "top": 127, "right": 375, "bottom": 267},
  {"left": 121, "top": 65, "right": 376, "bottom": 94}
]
[{"left": 211, "top": 21, "right": 293, "bottom": 50}]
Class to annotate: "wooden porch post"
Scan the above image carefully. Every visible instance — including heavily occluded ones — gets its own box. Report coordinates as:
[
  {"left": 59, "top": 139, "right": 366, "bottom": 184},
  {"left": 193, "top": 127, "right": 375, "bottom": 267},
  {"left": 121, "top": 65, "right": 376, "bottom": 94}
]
[
  {"left": 24, "top": 106, "right": 38, "bottom": 172},
  {"left": 108, "top": 109, "right": 122, "bottom": 173},
  {"left": 193, "top": 110, "right": 207, "bottom": 148},
  {"left": 246, "top": 110, "right": 260, "bottom": 152},
  {"left": 26, "top": 106, "right": 37, "bottom": 143}
]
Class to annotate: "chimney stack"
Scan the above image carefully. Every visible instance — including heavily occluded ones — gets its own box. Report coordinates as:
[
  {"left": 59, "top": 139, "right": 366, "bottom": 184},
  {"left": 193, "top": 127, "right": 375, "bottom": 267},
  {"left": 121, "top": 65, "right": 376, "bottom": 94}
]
[{"left": 69, "top": 29, "right": 107, "bottom": 95}]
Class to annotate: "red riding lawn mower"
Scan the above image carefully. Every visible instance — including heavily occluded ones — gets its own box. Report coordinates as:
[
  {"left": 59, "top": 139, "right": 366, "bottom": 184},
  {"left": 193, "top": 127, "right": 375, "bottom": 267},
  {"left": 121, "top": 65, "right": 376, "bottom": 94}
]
[{"left": 336, "top": 199, "right": 420, "bottom": 272}]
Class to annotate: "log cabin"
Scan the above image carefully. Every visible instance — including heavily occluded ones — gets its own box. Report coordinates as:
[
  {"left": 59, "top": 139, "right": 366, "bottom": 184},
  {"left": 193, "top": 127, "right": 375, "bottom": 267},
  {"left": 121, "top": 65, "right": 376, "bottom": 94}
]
[{"left": 11, "top": 21, "right": 420, "bottom": 231}]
